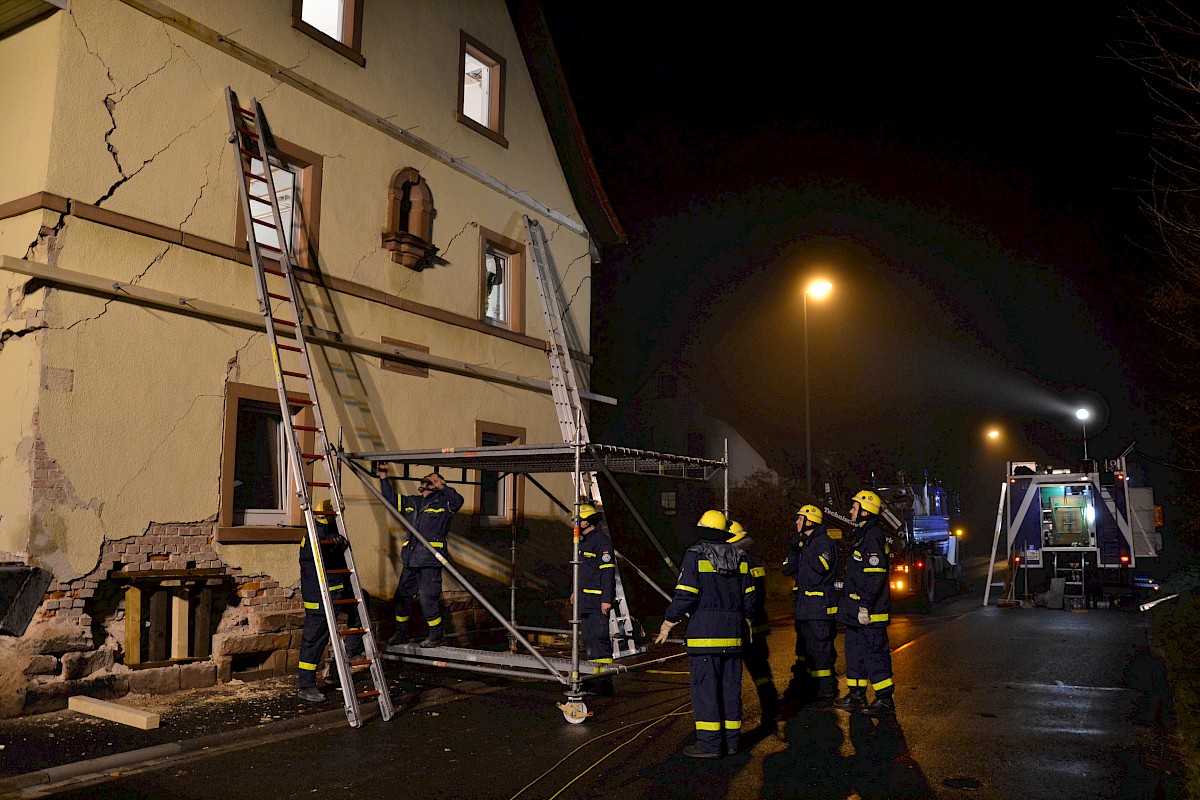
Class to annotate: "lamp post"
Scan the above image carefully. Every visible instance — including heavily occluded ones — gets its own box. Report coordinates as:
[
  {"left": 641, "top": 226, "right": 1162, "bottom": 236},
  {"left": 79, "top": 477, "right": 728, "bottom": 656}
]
[
  {"left": 1076, "top": 408, "right": 1090, "bottom": 461},
  {"left": 803, "top": 279, "right": 832, "bottom": 496}
]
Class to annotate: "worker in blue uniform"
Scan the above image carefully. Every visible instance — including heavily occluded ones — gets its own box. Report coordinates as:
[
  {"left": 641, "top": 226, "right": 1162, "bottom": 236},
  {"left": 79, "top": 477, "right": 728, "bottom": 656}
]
[
  {"left": 297, "top": 499, "right": 364, "bottom": 703},
  {"left": 655, "top": 509, "right": 756, "bottom": 758},
  {"left": 576, "top": 503, "right": 617, "bottom": 696},
  {"left": 782, "top": 504, "right": 839, "bottom": 704},
  {"left": 379, "top": 464, "right": 464, "bottom": 647},
  {"left": 834, "top": 490, "right": 895, "bottom": 717},
  {"left": 727, "top": 520, "right": 777, "bottom": 722}
]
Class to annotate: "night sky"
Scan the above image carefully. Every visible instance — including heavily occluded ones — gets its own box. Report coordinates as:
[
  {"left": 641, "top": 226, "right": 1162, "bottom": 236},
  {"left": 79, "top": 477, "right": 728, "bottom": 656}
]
[{"left": 542, "top": 4, "right": 1168, "bottom": 541}]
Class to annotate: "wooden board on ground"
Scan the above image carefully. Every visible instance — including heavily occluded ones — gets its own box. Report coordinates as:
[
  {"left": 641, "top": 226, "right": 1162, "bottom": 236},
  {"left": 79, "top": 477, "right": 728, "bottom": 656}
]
[{"left": 67, "top": 695, "right": 160, "bottom": 730}]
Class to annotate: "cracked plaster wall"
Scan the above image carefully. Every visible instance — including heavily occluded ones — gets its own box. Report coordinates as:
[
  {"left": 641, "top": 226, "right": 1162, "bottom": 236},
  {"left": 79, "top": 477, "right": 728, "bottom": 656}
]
[{"left": 2, "top": 0, "right": 601, "bottom": 597}]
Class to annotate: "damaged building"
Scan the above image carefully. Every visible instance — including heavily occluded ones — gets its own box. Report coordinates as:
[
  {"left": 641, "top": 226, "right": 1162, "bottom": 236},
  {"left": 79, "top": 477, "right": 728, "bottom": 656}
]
[{"left": 0, "top": 0, "right": 623, "bottom": 716}]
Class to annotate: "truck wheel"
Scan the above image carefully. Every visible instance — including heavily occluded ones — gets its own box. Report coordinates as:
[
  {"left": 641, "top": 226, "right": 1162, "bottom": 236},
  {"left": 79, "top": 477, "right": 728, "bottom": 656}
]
[{"left": 924, "top": 564, "right": 937, "bottom": 605}]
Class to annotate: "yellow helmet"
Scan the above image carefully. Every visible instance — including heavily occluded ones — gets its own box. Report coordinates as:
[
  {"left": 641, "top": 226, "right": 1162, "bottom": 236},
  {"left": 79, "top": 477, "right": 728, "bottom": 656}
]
[
  {"left": 578, "top": 503, "right": 601, "bottom": 522},
  {"left": 697, "top": 509, "right": 728, "bottom": 531},
  {"left": 797, "top": 504, "right": 823, "bottom": 524},
  {"left": 852, "top": 490, "right": 882, "bottom": 515},
  {"left": 314, "top": 498, "right": 335, "bottom": 524},
  {"left": 726, "top": 520, "right": 747, "bottom": 544}
]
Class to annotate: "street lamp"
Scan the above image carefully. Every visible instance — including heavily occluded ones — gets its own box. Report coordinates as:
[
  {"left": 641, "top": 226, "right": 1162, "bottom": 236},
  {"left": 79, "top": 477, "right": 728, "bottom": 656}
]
[
  {"left": 986, "top": 429, "right": 1000, "bottom": 442},
  {"left": 803, "top": 278, "right": 832, "bottom": 496},
  {"left": 1075, "top": 408, "right": 1090, "bottom": 461}
]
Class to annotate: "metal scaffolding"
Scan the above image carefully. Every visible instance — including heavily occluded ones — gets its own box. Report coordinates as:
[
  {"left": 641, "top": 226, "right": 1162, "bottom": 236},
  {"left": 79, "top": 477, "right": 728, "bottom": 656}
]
[{"left": 340, "top": 441, "right": 727, "bottom": 723}]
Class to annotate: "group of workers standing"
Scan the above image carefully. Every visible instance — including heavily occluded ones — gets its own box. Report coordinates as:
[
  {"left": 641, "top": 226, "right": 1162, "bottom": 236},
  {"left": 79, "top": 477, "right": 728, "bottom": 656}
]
[
  {"left": 654, "top": 489, "right": 896, "bottom": 758},
  {"left": 294, "top": 465, "right": 897, "bottom": 758}
]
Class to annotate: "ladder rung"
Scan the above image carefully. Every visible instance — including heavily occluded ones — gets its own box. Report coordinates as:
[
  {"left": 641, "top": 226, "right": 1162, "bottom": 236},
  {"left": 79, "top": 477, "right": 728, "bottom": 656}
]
[
  {"left": 258, "top": 242, "right": 283, "bottom": 254},
  {"left": 326, "top": 568, "right": 351, "bottom": 575},
  {"left": 293, "top": 424, "right": 320, "bottom": 431},
  {"left": 333, "top": 598, "right": 358, "bottom": 606},
  {"left": 357, "top": 690, "right": 381, "bottom": 699},
  {"left": 243, "top": 170, "right": 269, "bottom": 183},
  {"left": 277, "top": 343, "right": 302, "bottom": 352},
  {"left": 271, "top": 317, "right": 296, "bottom": 327},
  {"left": 264, "top": 267, "right": 287, "bottom": 278},
  {"left": 235, "top": 126, "right": 260, "bottom": 140},
  {"left": 240, "top": 147, "right": 264, "bottom": 160},
  {"left": 287, "top": 397, "right": 313, "bottom": 406},
  {"left": 268, "top": 292, "right": 292, "bottom": 301},
  {"left": 350, "top": 658, "right": 372, "bottom": 667},
  {"left": 340, "top": 628, "right": 366, "bottom": 637},
  {"left": 248, "top": 194, "right": 271, "bottom": 205},
  {"left": 318, "top": 538, "right": 342, "bottom": 545},
  {"left": 234, "top": 104, "right": 255, "bottom": 116},
  {"left": 253, "top": 219, "right": 278, "bottom": 230},
  {"left": 308, "top": 481, "right": 331, "bottom": 488},
  {"left": 282, "top": 369, "right": 308, "bottom": 379},
  {"left": 302, "top": 452, "right": 326, "bottom": 460}
]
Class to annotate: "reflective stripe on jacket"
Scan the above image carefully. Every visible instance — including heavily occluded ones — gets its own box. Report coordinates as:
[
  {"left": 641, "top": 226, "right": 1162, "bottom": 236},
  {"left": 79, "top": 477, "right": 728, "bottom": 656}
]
[
  {"left": 380, "top": 479, "right": 464, "bottom": 568},
  {"left": 665, "top": 539, "right": 755, "bottom": 654},
  {"left": 792, "top": 525, "right": 839, "bottom": 620},
  {"left": 836, "top": 516, "right": 891, "bottom": 627}
]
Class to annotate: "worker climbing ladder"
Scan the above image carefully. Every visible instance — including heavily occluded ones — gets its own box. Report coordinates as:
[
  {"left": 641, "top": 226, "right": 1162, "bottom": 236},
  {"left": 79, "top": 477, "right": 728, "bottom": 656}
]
[
  {"left": 523, "top": 216, "right": 640, "bottom": 659},
  {"left": 223, "top": 87, "right": 393, "bottom": 728}
]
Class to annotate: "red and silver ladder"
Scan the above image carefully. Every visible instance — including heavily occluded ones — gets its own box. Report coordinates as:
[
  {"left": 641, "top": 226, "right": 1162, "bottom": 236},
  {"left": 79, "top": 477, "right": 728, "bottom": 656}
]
[
  {"left": 523, "top": 216, "right": 640, "bottom": 659},
  {"left": 224, "top": 87, "right": 393, "bottom": 727}
]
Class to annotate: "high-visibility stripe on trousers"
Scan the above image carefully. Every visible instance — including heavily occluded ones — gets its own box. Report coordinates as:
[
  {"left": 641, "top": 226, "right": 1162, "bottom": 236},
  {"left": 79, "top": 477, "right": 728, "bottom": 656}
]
[
  {"left": 843, "top": 625, "right": 893, "bottom": 697},
  {"left": 688, "top": 653, "right": 743, "bottom": 756}
]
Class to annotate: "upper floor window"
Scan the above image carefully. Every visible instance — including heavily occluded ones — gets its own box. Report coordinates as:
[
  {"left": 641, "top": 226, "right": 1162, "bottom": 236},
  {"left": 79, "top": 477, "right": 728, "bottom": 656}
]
[
  {"left": 657, "top": 373, "right": 678, "bottom": 399},
  {"left": 236, "top": 137, "right": 322, "bottom": 269},
  {"left": 292, "top": 0, "right": 365, "bottom": 67},
  {"left": 458, "top": 32, "right": 507, "bottom": 147},
  {"left": 479, "top": 228, "right": 524, "bottom": 333}
]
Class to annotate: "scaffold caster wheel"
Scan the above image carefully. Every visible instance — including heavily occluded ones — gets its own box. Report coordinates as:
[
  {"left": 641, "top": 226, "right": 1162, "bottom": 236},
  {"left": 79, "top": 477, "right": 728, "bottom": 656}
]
[{"left": 557, "top": 700, "right": 590, "bottom": 724}]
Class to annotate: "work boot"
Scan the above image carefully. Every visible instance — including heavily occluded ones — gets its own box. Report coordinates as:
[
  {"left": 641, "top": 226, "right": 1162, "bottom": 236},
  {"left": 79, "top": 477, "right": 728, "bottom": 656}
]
[
  {"left": 386, "top": 631, "right": 411, "bottom": 647},
  {"left": 860, "top": 696, "right": 896, "bottom": 717},
  {"left": 832, "top": 692, "right": 867, "bottom": 712},
  {"left": 682, "top": 744, "right": 720, "bottom": 759},
  {"left": 418, "top": 635, "right": 444, "bottom": 648},
  {"left": 297, "top": 686, "right": 325, "bottom": 703}
]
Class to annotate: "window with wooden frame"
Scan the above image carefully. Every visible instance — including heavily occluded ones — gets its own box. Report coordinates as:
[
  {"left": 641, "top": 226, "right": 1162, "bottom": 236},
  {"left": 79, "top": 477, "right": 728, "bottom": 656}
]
[
  {"left": 458, "top": 31, "right": 507, "bottom": 147},
  {"left": 660, "top": 490, "right": 678, "bottom": 516},
  {"left": 479, "top": 227, "right": 524, "bottom": 333},
  {"left": 235, "top": 137, "right": 322, "bottom": 270},
  {"left": 217, "top": 383, "right": 315, "bottom": 543},
  {"left": 475, "top": 421, "right": 525, "bottom": 526},
  {"left": 291, "top": 0, "right": 365, "bottom": 67}
]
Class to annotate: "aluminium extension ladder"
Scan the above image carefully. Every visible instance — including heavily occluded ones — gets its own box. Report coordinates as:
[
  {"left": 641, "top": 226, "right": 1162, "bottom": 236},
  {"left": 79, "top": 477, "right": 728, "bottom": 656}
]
[
  {"left": 523, "top": 216, "right": 640, "bottom": 659},
  {"left": 223, "top": 87, "right": 393, "bottom": 727}
]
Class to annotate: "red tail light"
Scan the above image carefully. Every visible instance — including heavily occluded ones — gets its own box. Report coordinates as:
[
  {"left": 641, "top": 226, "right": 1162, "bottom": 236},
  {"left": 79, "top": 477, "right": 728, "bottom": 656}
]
[
  {"left": 916, "top": 561, "right": 925, "bottom": 569},
  {"left": 1120, "top": 555, "right": 1130, "bottom": 563}
]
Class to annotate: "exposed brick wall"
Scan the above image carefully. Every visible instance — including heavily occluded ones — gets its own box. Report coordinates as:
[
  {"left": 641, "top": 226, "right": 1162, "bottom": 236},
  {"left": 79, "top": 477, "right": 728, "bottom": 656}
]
[{"left": 7, "top": 523, "right": 307, "bottom": 717}]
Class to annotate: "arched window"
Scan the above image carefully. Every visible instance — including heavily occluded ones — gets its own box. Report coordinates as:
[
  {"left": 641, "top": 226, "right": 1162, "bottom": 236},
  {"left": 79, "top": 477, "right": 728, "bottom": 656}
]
[{"left": 383, "top": 168, "right": 439, "bottom": 270}]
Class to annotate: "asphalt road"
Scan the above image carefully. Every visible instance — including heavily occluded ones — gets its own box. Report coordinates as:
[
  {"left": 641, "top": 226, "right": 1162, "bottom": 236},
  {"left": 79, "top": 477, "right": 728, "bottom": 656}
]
[{"left": 28, "top": 557, "right": 1181, "bottom": 800}]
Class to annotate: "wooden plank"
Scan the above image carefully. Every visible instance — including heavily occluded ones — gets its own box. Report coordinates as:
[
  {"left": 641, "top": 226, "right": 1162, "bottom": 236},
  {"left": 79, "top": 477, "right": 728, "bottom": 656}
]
[
  {"left": 193, "top": 586, "right": 212, "bottom": 659},
  {"left": 124, "top": 585, "right": 142, "bottom": 667},
  {"left": 149, "top": 590, "right": 169, "bottom": 662},
  {"left": 170, "top": 589, "right": 189, "bottom": 660},
  {"left": 0, "top": 256, "right": 616, "bottom": 404},
  {"left": 68, "top": 696, "right": 160, "bottom": 730}
]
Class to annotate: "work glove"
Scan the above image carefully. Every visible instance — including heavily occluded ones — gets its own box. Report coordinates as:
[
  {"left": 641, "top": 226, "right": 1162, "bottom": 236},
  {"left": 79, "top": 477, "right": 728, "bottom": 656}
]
[
  {"left": 745, "top": 619, "right": 754, "bottom": 644},
  {"left": 654, "top": 619, "right": 678, "bottom": 645},
  {"left": 857, "top": 606, "right": 870, "bottom": 626}
]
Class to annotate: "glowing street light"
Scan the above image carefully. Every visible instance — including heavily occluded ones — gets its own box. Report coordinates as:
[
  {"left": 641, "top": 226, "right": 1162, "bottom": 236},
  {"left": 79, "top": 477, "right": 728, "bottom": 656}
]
[
  {"left": 986, "top": 429, "right": 1000, "bottom": 441},
  {"left": 803, "top": 278, "right": 832, "bottom": 495},
  {"left": 1076, "top": 408, "right": 1090, "bottom": 461}
]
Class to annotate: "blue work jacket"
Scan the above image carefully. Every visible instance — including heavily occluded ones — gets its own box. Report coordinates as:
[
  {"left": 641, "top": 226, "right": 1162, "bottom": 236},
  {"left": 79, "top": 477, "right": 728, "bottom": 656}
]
[{"left": 665, "top": 537, "right": 755, "bottom": 655}]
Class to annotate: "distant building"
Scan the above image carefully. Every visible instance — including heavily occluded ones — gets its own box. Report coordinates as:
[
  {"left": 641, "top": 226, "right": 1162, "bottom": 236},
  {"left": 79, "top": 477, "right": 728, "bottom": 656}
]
[
  {"left": 0, "top": 0, "right": 620, "bottom": 715},
  {"left": 602, "top": 362, "right": 778, "bottom": 555}
]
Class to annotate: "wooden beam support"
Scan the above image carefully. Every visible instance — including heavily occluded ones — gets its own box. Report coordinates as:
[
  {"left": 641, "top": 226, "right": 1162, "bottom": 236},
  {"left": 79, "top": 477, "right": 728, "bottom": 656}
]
[
  {"left": 170, "top": 589, "right": 190, "bottom": 660},
  {"left": 68, "top": 696, "right": 160, "bottom": 730},
  {"left": 124, "top": 585, "right": 142, "bottom": 667},
  {"left": 0, "top": 255, "right": 616, "bottom": 405}
]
